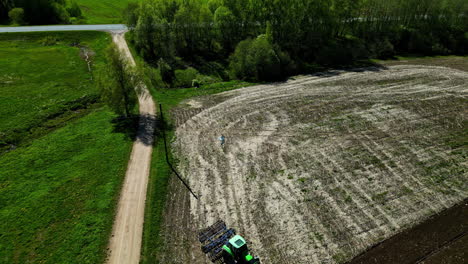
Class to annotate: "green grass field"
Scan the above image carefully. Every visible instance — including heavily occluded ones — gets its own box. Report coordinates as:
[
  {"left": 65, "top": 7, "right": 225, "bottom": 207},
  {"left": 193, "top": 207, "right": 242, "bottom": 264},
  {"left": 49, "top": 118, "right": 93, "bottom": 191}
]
[
  {"left": 0, "top": 31, "right": 110, "bottom": 150},
  {"left": 0, "top": 31, "right": 135, "bottom": 263},
  {"left": 76, "top": 0, "right": 133, "bottom": 24},
  {"left": 0, "top": 109, "right": 133, "bottom": 263}
]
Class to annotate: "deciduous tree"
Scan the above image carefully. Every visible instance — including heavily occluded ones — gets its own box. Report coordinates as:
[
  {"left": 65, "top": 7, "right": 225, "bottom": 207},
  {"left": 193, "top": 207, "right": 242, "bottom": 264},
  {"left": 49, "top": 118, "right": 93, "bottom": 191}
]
[{"left": 99, "top": 44, "right": 138, "bottom": 117}]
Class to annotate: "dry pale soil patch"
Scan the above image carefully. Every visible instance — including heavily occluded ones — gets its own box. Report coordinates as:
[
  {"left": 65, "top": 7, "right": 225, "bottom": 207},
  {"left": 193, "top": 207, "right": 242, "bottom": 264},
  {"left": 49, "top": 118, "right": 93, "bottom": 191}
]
[{"left": 160, "top": 64, "right": 468, "bottom": 264}]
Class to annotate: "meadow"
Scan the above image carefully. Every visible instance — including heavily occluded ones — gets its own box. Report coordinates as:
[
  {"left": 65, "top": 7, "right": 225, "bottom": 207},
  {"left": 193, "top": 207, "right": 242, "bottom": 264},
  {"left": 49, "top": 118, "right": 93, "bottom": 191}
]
[
  {"left": 0, "top": 31, "right": 109, "bottom": 151},
  {"left": 0, "top": 31, "right": 134, "bottom": 263},
  {"left": 0, "top": 109, "right": 133, "bottom": 263},
  {"left": 76, "top": 0, "right": 133, "bottom": 24}
]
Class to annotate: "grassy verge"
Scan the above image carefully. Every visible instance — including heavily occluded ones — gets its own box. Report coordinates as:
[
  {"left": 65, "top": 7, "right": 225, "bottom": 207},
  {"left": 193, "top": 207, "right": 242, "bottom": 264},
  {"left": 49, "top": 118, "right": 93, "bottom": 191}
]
[
  {"left": 0, "top": 108, "right": 133, "bottom": 263},
  {"left": 76, "top": 0, "right": 132, "bottom": 24},
  {"left": 0, "top": 31, "right": 110, "bottom": 152}
]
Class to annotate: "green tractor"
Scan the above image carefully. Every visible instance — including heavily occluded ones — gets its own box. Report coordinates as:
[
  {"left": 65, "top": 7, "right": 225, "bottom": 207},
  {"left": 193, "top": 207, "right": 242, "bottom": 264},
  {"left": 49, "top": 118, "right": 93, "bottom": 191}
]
[
  {"left": 222, "top": 235, "right": 260, "bottom": 264},
  {"left": 198, "top": 220, "right": 260, "bottom": 264}
]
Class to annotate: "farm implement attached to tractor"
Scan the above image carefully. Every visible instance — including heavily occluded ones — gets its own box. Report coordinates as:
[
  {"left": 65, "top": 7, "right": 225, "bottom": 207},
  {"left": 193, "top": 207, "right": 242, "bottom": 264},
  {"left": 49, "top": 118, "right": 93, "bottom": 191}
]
[{"left": 199, "top": 220, "right": 260, "bottom": 264}]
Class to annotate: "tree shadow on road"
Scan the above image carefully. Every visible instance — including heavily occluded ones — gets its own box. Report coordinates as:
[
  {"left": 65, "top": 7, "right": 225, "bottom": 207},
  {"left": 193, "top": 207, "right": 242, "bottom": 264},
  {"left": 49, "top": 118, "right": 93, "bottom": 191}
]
[
  {"left": 112, "top": 112, "right": 172, "bottom": 147},
  {"left": 111, "top": 115, "right": 140, "bottom": 141}
]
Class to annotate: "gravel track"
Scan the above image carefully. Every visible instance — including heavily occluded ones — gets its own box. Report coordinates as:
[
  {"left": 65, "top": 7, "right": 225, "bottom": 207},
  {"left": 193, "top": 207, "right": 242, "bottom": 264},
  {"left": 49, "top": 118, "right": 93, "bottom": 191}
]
[
  {"left": 106, "top": 32, "right": 156, "bottom": 264},
  {"left": 166, "top": 65, "right": 467, "bottom": 264}
]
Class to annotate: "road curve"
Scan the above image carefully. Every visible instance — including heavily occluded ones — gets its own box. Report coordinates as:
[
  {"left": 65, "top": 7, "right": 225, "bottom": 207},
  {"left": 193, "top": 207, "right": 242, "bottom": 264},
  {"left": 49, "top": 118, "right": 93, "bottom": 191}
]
[
  {"left": 106, "top": 31, "right": 156, "bottom": 264},
  {"left": 0, "top": 24, "right": 127, "bottom": 33}
]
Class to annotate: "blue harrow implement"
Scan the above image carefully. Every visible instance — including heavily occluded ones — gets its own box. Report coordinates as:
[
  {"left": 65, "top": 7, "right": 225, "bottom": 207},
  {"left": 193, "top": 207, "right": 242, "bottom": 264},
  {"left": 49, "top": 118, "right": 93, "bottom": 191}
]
[{"left": 199, "top": 220, "right": 260, "bottom": 264}]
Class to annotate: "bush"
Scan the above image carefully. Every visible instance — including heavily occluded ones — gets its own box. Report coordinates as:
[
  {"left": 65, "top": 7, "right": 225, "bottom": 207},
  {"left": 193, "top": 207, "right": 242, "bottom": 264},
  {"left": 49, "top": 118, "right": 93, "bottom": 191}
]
[
  {"left": 174, "top": 67, "right": 199, "bottom": 88},
  {"left": 198, "top": 61, "right": 229, "bottom": 81},
  {"left": 52, "top": 2, "right": 70, "bottom": 24},
  {"left": 192, "top": 79, "right": 201, "bottom": 88},
  {"left": 229, "top": 35, "right": 282, "bottom": 81},
  {"left": 195, "top": 74, "right": 221, "bottom": 86},
  {"left": 372, "top": 38, "right": 395, "bottom": 59},
  {"left": 8, "top": 8, "right": 24, "bottom": 25},
  {"left": 67, "top": 1, "right": 82, "bottom": 18},
  {"left": 158, "top": 58, "right": 175, "bottom": 85},
  {"left": 142, "top": 64, "right": 165, "bottom": 89}
]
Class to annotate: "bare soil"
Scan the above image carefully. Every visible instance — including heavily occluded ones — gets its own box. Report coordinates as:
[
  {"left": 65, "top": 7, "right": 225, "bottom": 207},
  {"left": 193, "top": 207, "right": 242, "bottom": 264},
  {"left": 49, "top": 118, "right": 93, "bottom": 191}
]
[
  {"left": 161, "top": 64, "right": 467, "bottom": 264},
  {"left": 346, "top": 199, "right": 467, "bottom": 264}
]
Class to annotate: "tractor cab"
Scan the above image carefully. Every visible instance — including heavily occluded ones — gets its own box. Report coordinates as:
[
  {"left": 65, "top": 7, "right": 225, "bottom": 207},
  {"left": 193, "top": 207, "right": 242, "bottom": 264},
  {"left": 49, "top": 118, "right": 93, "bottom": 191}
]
[
  {"left": 198, "top": 220, "right": 260, "bottom": 264},
  {"left": 222, "top": 235, "right": 260, "bottom": 264}
]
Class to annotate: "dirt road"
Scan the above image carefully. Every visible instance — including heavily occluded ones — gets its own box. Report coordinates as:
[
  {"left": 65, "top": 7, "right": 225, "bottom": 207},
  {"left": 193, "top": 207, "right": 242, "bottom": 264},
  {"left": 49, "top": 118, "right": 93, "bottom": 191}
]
[{"left": 106, "top": 32, "right": 156, "bottom": 264}]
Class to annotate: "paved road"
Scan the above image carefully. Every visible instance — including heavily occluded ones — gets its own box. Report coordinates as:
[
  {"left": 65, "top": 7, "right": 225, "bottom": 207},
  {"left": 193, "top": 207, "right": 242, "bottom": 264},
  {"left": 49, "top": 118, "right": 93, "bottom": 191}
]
[
  {"left": 0, "top": 24, "right": 127, "bottom": 33},
  {"left": 106, "top": 32, "right": 156, "bottom": 264}
]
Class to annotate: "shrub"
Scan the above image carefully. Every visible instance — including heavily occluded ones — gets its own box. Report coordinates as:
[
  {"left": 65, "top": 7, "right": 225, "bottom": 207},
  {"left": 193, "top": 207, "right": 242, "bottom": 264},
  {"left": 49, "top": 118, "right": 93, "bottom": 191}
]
[
  {"left": 67, "top": 1, "right": 82, "bottom": 18},
  {"left": 198, "top": 61, "right": 229, "bottom": 81},
  {"left": 8, "top": 8, "right": 24, "bottom": 25},
  {"left": 374, "top": 38, "right": 395, "bottom": 59},
  {"left": 229, "top": 35, "right": 282, "bottom": 81},
  {"left": 195, "top": 74, "right": 221, "bottom": 86},
  {"left": 158, "top": 58, "right": 175, "bottom": 85},
  {"left": 192, "top": 79, "right": 201, "bottom": 88},
  {"left": 140, "top": 64, "right": 165, "bottom": 89},
  {"left": 52, "top": 2, "right": 70, "bottom": 24},
  {"left": 174, "top": 67, "right": 199, "bottom": 88}
]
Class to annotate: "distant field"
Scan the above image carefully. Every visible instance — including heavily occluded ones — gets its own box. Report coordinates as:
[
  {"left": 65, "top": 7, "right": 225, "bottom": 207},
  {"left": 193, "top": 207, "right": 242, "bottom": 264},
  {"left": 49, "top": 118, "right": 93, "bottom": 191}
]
[
  {"left": 0, "top": 31, "right": 110, "bottom": 150},
  {"left": 76, "top": 0, "right": 133, "bottom": 24},
  {"left": 0, "top": 109, "right": 133, "bottom": 263}
]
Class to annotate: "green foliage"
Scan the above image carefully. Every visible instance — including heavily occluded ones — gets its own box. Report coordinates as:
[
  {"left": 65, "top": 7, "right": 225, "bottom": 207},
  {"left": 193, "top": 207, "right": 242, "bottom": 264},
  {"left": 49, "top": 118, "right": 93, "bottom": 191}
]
[
  {"left": 0, "top": 109, "right": 133, "bottom": 263},
  {"left": 129, "top": 0, "right": 467, "bottom": 82},
  {"left": 123, "top": 2, "right": 139, "bottom": 28},
  {"left": 5, "top": 0, "right": 71, "bottom": 25},
  {"left": 98, "top": 43, "right": 138, "bottom": 117},
  {"left": 0, "top": 0, "right": 13, "bottom": 23},
  {"left": 140, "top": 63, "right": 165, "bottom": 90},
  {"left": 0, "top": 31, "right": 110, "bottom": 151},
  {"left": 157, "top": 58, "right": 175, "bottom": 85},
  {"left": 229, "top": 35, "right": 282, "bottom": 81},
  {"left": 173, "top": 67, "right": 199, "bottom": 88},
  {"left": 53, "top": 1, "right": 71, "bottom": 23},
  {"left": 67, "top": 0, "right": 82, "bottom": 18},
  {"left": 40, "top": 35, "right": 59, "bottom": 46},
  {"left": 214, "top": 6, "right": 237, "bottom": 50},
  {"left": 8, "top": 7, "right": 23, "bottom": 24}
]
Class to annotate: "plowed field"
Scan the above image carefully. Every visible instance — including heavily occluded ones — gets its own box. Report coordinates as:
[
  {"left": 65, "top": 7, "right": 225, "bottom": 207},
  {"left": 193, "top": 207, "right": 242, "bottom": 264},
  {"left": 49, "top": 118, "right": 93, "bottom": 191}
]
[{"left": 160, "top": 64, "right": 468, "bottom": 264}]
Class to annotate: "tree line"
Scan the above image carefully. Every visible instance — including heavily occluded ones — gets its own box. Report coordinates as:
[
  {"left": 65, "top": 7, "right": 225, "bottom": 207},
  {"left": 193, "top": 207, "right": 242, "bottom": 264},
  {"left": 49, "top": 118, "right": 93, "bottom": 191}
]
[
  {"left": 126, "top": 0, "right": 467, "bottom": 83},
  {"left": 0, "top": 0, "right": 82, "bottom": 25}
]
